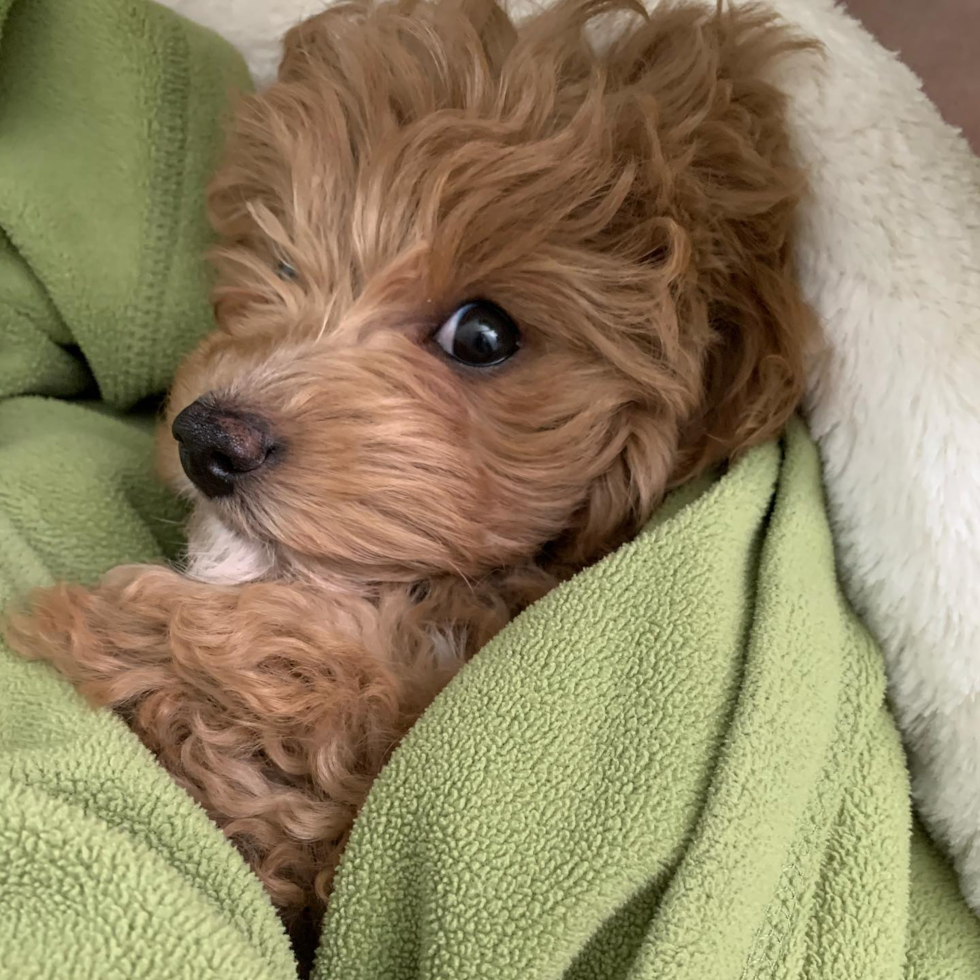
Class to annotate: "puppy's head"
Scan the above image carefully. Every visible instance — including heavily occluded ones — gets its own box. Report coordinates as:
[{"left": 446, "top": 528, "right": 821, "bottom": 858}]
[{"left": 161, "top": 0, "right": 815, "bottom": 586}]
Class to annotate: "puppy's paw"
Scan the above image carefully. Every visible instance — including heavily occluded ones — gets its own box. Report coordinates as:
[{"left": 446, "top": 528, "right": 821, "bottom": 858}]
[{"left": 3, "top": 565, "right": 177, "bottom": 708}]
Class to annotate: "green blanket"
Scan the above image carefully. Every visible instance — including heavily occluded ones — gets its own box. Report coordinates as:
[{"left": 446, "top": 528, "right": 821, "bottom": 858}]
[{"left": 1, "top": 0, "right": 979, "bottom": 977}]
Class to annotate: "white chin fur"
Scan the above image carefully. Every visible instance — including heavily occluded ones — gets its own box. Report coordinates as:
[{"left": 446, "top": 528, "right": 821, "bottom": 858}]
[{"left": 184, "top": 510, "right": 274, "bottom": 585}]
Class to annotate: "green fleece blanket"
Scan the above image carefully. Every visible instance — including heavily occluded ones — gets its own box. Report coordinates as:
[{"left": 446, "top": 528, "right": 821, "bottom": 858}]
[{"left": 1, "top": 0, "right": 979, "bottom": 977}]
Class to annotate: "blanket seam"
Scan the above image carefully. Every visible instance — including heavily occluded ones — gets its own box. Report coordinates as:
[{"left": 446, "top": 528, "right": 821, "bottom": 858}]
[{"left": 124, "top": 12, "right": 190, "bottom": 408}]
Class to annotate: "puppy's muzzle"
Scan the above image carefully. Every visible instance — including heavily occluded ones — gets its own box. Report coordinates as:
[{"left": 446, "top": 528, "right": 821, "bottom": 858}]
[{"left": 172, "top": 399, "right": 277, "bottom": 499}]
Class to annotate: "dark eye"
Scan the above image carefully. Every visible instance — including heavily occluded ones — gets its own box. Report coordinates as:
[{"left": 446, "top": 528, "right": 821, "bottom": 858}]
[
  {"left": 433, "top": 301, "right": 521, "bottom": 367},
  {"left": 276, "top": 259, "right": 298, "bottom": 281}
]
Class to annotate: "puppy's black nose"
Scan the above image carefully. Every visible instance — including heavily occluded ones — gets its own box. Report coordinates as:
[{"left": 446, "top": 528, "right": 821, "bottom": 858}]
[{"left": 171, "top": 400, "right": 275, "bottom": 499}]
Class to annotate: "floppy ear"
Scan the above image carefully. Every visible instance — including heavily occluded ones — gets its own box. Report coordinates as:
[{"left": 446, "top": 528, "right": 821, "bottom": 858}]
[
  {"left": 552, "top": 1, "right": 817, "bottom": 565},
  {"left": 674, "top": 150, "right": 816, "bottom": 481},
  {"left": 677, "top": 204, "right": 815, "bottom": 481},
  {"left": 611, "top": 1, "right": 818, "bottom": 481}
]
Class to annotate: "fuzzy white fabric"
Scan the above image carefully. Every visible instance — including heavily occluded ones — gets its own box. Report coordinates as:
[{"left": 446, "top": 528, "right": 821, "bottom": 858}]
[
  {"left": 158, "top": 0, "right": 980, "bottom": 909},
  {"left": 159, "top": 0, "right": 327, "bottom": 88}
]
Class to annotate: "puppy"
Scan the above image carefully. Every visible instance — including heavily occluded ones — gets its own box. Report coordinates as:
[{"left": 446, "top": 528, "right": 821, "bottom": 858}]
[{"left": 6, "top": 0, "right": 813, "bottom": 934}]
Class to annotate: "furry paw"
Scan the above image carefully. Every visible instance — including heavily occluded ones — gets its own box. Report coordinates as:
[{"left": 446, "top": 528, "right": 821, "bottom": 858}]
[{"left": 4, "top": 565, "right": 174, "bottom": 708}]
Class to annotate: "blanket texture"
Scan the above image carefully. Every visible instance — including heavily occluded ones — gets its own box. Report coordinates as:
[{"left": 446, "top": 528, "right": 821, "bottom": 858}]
[{"left": 1, "top": 0, "right": 979, "bottom": 978}]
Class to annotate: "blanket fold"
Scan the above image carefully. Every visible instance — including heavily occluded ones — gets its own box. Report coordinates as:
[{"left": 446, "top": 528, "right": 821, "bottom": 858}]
[
  {"left": 313, "top": 420, "right": 980, "bottom": 980},
  {"left": 0, "top": 0, "right": 978, "bottom": 978},
  {"left": 0, "top": 0, "right": 246, "bottom": 407}
]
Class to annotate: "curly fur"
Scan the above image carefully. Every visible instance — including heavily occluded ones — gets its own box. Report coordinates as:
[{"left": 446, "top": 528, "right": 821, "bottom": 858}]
[{"left": 5, "top": 0, "right": 815, "bottom": 948}]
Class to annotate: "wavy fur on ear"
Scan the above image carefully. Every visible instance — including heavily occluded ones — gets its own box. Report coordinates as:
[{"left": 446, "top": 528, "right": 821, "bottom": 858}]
[
  {"left": 591, "top": 0, "right": 816, "bottom": 481},
  {"left": 6, "top": 0, "right": 815, "bottom": 946}
]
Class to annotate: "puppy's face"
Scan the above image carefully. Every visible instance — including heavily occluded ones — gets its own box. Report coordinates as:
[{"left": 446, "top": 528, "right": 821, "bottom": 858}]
[{"left": 160, "top": 0, "right": 812, "bottom": 586}]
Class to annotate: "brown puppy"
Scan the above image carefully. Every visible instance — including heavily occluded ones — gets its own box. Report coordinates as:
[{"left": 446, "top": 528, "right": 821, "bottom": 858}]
[{"left": 6, "top": 0, "right": 814, "bottom": 931}]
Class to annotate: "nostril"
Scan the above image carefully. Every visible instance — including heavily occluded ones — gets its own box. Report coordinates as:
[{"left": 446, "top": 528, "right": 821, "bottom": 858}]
[
  {"left": 206, "top": 450, "right": 237, "bottom": 477},
  {"left": 216, "top": 415, "right": 272, "bottom": 473},
  {"left": 172, "top": 399, "right": 277, "bottom": 498}
]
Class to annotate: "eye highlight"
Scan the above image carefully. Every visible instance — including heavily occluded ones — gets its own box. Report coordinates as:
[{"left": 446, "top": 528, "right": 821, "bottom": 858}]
[{"left": 433, "top": 301, "right": 521, "bottom": 367}]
